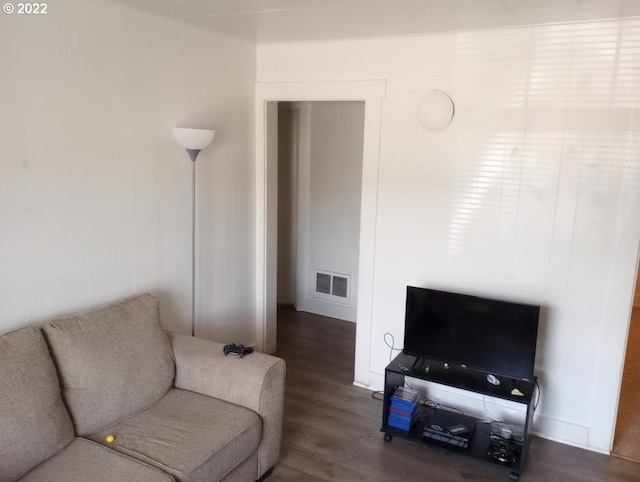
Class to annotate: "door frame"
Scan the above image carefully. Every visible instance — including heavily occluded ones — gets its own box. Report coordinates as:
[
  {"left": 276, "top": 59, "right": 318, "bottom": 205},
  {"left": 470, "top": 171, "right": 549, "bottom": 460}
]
[{"left": 254, "top": 80, "right": 385, "bottom": 387}]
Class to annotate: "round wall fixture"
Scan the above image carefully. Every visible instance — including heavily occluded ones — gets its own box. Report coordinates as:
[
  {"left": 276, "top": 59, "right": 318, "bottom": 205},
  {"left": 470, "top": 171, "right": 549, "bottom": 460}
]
[{"left": 417, "top": 90, "right": 455, "bottom": 131}]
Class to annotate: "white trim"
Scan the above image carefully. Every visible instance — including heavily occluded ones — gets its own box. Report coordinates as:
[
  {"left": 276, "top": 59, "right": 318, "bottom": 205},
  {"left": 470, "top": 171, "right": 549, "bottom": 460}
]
[
  {"left": 255, "top": 96, "right": 267, "bottom": 352},
  {"left": 295, "top": 102, "right": 312, "bottom": 314},
  {"left": 263, "top": 102, "right": 279, "bottom": 354},
  {"left": 254, "top": 80, "right": 386, "bottom": 365},
  {"left": 354, "top": 96, "right": 385, "bottom": 388}
]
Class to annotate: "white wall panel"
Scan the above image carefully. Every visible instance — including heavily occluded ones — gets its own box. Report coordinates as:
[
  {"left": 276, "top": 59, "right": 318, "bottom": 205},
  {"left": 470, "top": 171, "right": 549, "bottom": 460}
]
[
  {"left": 0, "top": 0, "right": 256, "bottom": 342},
  {"left": 302, "top": 101, "right": 364, "bottom": 321},
  {"left": 257, "top": 18, "right": 640, "bottom": 452}
]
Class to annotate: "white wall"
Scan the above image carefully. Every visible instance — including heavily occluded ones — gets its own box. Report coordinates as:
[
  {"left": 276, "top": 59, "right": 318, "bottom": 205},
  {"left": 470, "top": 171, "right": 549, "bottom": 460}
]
[
  {"left": 301, "top": 102, "right": 364, "bottom": 321},
  {"left": 257, "top": 18, "right": 640, "bottom": 452},
  {"left": 277, "top": 102, "right": 364, "bottom": 321},
  {"left": 0, "top": 0, "right": 257, "bottom": 343}
]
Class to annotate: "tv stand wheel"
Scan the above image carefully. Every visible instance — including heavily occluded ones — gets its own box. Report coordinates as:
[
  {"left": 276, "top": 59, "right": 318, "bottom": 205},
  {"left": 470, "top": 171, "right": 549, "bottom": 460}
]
[
  {"left": 509, "top": 472, "right": 519, "bottom": 481},
  {"left": 383, "top": 433, "right": 393, "bottom": 442}
]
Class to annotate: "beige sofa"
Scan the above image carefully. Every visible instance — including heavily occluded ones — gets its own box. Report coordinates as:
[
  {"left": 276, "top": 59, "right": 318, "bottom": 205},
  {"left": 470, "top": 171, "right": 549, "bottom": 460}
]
[{"left": 0, "top": 294, "right": 285, "bottom": 482}]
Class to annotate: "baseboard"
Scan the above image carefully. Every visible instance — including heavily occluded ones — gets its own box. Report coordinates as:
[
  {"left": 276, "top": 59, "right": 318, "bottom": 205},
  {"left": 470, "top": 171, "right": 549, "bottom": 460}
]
[
  {"left": 353, "top": 381, "right": 371, "bottom": 391},
  {"left": 296, "top": 298, "right": 356, "bottom": 322},
  {"left": 530, "top": 428, "right": 609, "bottom": 455},
  {"left": 531, "top": 414, "right": 592, "bottom": 450}
]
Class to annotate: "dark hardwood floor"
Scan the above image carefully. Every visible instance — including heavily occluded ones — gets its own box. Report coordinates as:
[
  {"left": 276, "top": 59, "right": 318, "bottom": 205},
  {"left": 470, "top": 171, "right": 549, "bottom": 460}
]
[{"left": 270, "top": 306, "right": 639, "bottom": 481}]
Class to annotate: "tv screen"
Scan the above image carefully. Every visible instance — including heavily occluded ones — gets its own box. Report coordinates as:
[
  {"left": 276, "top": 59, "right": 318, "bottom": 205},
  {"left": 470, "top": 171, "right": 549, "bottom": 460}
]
[{"left": 403, "top": 286, "right": 540, "bottom": 381}]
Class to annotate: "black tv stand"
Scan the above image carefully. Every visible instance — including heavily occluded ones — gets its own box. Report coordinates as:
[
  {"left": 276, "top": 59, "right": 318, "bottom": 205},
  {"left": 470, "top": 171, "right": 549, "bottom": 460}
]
[{"left": 382, "top": 352, "right": 536, "bottom": 480}]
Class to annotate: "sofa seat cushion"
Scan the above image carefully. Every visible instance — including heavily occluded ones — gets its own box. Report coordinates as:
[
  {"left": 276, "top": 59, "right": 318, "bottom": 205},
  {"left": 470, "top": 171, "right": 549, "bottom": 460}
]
[
  {"left": 0, "top": 327, "right": 75, "bottom": 482},
  {"left": 88, "top": 388, "right": 262, "bottom": 482},
  {"left": 19, "top": 438, "right": 175, "bottom": 482},
  {"left": 41, "top": 294, "right": 175, "bottom": 435}
]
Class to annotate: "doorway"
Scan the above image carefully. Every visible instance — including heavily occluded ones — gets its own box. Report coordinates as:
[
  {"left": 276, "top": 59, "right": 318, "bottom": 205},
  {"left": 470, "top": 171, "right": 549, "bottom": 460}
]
[
  {"left": 612, "top": 259, "right": 640, "bottom": 462},
  {"left": 254, "top": 81, "right": 385, "bottom": 392},
  {"left": 276, "top": 101, "right": 365, "bottom": 324}
]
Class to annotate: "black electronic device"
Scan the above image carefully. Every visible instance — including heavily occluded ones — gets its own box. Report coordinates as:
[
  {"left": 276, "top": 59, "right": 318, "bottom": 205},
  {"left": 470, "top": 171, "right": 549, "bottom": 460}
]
[
  {"left": 420, "top": 407, "right": 476, "bottom": 449},
  {"left": 223, "top": 343, "right": 253, "bottom": 358},
  {"left": 423, "top": 427, "right": 470, "bottom": 448},
  {"left": 487, "top": 440, "right": 521, "bottom": 465},
  {"left": 403, "top": 286, "right": 540, "bottom": 381}
]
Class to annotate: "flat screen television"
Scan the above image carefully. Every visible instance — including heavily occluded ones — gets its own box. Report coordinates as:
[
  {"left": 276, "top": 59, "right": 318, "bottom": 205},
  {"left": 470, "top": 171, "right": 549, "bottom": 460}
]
[{"left": 403, "top": 286, "right": 540, "bottom": 381}]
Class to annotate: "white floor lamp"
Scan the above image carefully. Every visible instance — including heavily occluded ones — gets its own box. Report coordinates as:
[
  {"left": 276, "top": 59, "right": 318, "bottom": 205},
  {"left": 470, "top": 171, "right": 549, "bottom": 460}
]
[{"left": 172, "top": 127, "right": 216, "bottom": 337}]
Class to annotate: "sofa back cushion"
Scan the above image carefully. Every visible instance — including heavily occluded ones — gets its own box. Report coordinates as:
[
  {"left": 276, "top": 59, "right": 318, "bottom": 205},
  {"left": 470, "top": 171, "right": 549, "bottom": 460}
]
[
  {"left": 0, "top": 327, "right": 75, "bottom": 482},
  {"left": 41, "top": 294, "right": 175, "bottom": 436}
]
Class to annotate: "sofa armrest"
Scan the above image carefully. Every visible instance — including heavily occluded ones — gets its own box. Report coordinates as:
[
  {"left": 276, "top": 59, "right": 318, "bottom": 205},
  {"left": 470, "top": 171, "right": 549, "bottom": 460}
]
[{"left": 167, "top": 332, "right": 285, "bottom": 477}]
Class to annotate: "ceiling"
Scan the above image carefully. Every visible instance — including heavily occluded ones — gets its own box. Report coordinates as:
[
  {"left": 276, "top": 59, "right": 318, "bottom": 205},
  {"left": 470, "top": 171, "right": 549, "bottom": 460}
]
[{"left": 109, "top": 0, "right": 640, "bottom": 43}]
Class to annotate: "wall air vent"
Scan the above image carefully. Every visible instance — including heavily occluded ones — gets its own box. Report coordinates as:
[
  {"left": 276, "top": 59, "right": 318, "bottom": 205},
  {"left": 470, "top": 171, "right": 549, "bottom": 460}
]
[
  {"left": 314, "top": 270, "right": 351, "bottom": 304},
  {"left": 316, "top": 272, "right": 332, "bottom": 295},
  {"left": 332, "top": 276, "right": 348, "bottom": 298}
]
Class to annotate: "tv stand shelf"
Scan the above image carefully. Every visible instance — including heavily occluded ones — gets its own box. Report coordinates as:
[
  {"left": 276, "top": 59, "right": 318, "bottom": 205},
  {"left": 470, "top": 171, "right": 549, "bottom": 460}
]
[{"left": 381, "top": 353, "right": 536, "bottom": 480}]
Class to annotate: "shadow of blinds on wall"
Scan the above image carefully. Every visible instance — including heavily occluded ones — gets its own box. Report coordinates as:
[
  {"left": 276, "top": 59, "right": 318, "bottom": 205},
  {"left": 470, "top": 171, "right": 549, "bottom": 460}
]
[{"left": 447, "top": 18, "right": 640, "bottom": 273}]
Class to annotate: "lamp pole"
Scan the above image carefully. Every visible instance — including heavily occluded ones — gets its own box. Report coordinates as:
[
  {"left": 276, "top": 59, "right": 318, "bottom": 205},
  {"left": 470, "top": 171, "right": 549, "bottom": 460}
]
[
  {"left": 190, "top": 152, "right": 198, "bottom": 336},
  {"left": 172, "top": 128, "right": 216, "bottom": 337}
]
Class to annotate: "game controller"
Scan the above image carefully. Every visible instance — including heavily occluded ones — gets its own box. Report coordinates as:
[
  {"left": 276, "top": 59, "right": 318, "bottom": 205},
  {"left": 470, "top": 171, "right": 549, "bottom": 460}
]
[{"left": 223, "top": 343, "right": 253, "bottom": 358}]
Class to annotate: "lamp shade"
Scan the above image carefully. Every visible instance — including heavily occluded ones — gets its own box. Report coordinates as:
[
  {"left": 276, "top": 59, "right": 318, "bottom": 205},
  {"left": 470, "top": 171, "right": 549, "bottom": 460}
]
[{"left": 173, "top": 127, "right": 216, "bottom": 150}]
